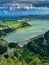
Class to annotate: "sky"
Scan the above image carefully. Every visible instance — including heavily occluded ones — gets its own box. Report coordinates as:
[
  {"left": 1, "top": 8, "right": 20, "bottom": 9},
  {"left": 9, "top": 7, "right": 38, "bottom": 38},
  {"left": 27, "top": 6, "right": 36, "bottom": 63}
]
[
  {"left": 0, "top": 0, "right": 49, "bottom": 7},
  {"left": 0, "top": 0, "right": 49, "bottom": 17},
  {"left": 0, "top": 0, "right": 49, "bottom": 2},
  {"left": 0, "top": 0, "right": 49, "bottom": 1}
]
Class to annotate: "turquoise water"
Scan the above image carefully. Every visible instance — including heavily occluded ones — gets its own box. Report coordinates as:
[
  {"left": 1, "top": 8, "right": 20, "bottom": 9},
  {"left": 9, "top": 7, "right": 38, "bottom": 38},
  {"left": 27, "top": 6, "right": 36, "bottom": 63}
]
[{"left": 4, "top": 19, "right": 49, "bottom": 42}]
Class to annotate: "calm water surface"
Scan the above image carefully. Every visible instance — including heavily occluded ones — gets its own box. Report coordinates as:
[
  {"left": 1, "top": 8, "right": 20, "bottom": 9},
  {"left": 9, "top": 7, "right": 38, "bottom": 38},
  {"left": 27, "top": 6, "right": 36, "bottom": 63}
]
[{"left": 4, "top": 19, "right": 49, "bottom": 42}]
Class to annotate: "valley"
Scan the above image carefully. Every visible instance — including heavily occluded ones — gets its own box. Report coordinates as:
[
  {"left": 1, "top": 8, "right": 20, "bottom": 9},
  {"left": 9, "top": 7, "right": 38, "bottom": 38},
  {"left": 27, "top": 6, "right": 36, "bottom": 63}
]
[
  {"left": 0, "top": 0, "right": 49, "bottom": 65},
  {"left": 0, "top": 18, "right": 49, "bottom": 65},
  {"left": 0, "top": 19, "right": 31, "bottom": 37}
]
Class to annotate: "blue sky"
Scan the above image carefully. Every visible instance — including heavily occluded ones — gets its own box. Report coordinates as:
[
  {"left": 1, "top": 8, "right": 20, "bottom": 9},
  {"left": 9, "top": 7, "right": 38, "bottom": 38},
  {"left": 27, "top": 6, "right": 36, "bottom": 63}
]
[
  {"left": 0, "top": 0, "right": 49, "bottom": 7},
  {"left": 0, "top": 0, "right": 49, "bottom": 17}
]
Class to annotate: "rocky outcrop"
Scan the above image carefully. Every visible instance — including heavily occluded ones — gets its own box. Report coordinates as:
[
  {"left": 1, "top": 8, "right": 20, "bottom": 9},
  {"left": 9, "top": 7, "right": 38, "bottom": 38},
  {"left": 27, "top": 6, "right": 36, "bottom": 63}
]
[{"left": 21, "top": 22, "right": 31, "bottom": 27}]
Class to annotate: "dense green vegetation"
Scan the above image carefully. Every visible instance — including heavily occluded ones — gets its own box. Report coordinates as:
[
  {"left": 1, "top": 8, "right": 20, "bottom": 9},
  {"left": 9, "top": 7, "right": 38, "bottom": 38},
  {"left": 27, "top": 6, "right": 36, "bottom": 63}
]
[
  {"left": 0, "top": 19, "right": 49, "bottom": 65},
  {"left": 8, "top": 42, "right": 17, "bottom": 48},
  {"left": 0, "top": 45, "right": 7, "bottom": 55},
  {"left": 0, "top": 30, "right": 49, "bottom": 65}
]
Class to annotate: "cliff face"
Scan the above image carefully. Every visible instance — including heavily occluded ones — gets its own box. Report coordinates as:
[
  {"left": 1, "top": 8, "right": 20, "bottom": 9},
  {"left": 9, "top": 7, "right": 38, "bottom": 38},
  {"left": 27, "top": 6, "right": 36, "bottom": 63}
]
[{"left": 27, "top": 30, "right": 49, "bottom": 56}]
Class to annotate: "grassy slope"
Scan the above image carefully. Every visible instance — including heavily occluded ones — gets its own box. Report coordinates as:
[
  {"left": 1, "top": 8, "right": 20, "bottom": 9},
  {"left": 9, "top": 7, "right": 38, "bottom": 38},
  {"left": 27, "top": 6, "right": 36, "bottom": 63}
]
[
  {"left": 0, "top": 20, "right": 22, "bottom": 29},
  {"left": 1, "top": 19, "right": 48, "bottom": 65},
  {"left": 0, "top": 30, "right": 49, "bottom": 65}
]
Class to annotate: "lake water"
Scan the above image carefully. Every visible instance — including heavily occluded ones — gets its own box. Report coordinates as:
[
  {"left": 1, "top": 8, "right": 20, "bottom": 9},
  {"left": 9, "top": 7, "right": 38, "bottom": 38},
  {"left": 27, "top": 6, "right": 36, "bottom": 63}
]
[{"left": 4, "top": 19, "right": 49, "bottom": 43}]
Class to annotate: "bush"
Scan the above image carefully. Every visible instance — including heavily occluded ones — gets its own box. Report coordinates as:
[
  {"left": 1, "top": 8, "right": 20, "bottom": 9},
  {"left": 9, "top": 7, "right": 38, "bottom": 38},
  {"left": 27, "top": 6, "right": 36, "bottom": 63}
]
[
  {"left": 34, "top": 37, "right": 44, "bottom": 45},
  {"left": 8, "top": 43, "right": 17, "bottom": 48},
  {"left": 0, "top": 45, "right": 7, "bottom": 55},
  {"left": 4, "top": 54, "right": 9, "bottom": 58}
]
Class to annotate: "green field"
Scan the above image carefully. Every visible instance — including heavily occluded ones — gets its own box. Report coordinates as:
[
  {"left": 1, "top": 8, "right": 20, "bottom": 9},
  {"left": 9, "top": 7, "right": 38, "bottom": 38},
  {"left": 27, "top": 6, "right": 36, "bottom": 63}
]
[
  {"left": 0, "top": 20, "right": 23, "bottom": 29},
  {"left": 0, "top": 19, "right": 31, "bottom": 30}
]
